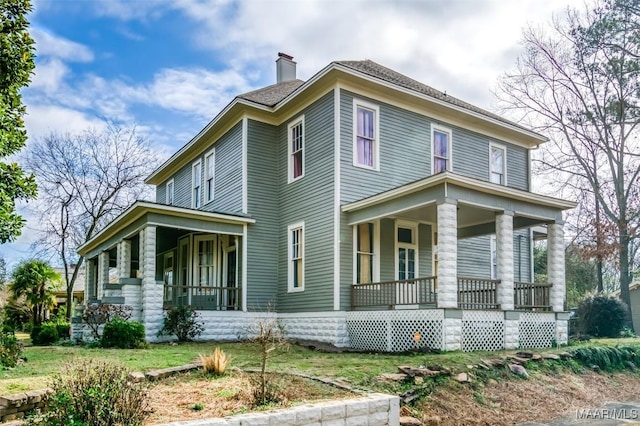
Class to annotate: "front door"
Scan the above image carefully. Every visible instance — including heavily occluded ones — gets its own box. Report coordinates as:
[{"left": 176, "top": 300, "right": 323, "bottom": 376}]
[
  {"left": 396, "top": 222, "right": 418, "bottom": 304},
  {"left": 223, "top": 240, "right": 238, "bottom": 310}
]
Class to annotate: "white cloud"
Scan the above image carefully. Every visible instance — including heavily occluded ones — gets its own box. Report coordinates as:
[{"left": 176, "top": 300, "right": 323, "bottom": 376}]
[
  {"left": 31, "top": 28, "right": 94, "bottom": 62},
  {"left": 24, "top": 104, "right": 107, "bottom": 140},
  {"left": 30, "top": 58, "right": 69, "bottom": 94}
]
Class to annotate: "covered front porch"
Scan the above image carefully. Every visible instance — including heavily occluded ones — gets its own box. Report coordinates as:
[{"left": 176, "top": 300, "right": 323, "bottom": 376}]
[
  {"left": 342, "top": 172, "right": 575, "bottom": 351},
  {"left": 77, "top": 201, "right": 253, "bottom": 340}
]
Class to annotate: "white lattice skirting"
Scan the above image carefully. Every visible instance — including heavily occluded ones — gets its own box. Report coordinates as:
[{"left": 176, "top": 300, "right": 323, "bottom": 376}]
[
  {"left": 462, "top": 311, "right": 506, "bottom": 352},
  {"left": 519, "top": 312, "right": 557, "bottom": 349},
  {"left": 346, "top": 310, "right": 444, "bottom": 352}
]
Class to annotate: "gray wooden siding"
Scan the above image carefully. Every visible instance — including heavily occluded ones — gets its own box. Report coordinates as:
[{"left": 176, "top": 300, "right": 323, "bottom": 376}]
[
  {"left": 419, "top": 223, "right": 432, "bottom": 277},
  {"left": 155, "top": 121, "right": 243, "bottom": 213},
  {"left": 246, "top": 120, "right": 279, "bottom": 310},
  {"left": 379, "top": 219, "right": 394, "bottom": 281},
  {"left": 514, "top": 229, "right": 531, "bottom": 281},
  {"left": 339, "top": 90, "right": 531, "bottom": 203},
  {"left": 277, "top": 91, "right": 335, "bottom": 312},
  {"left": 201, "top": 121, "right": 243, "bottom": 213},
  {"left": 457, "top": 236, "right": 492, "bottom": 278}
]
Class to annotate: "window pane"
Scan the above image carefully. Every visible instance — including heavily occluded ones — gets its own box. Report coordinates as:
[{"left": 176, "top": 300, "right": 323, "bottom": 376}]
[
  {"left": 293, "top": 151, "right": 303, "bottom": 178},
  {"left": 408, "top": 249, "right": 415, "bottom": 279},
  {"left": 398, "top": 248, "right": 406, "bottom": 280},
  {"left": 357, "top": 108, "right": 374, "bottom": 138},
  {"left": 434, "top": 158, "right": 447, "bottom": 174},
  {"left": 356, "top": 137, "right": 374, "bottom": 167},
  {"left": 397, "top": 227, "right": 412, "bottom": 244},
  {"left": 434, "top": 131, "right": 448, "bottom": 157}
]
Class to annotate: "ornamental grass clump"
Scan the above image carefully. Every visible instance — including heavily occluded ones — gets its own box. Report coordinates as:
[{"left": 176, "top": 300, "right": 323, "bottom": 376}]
[{"left": 200, "top": 347, "right": 232, "bottom": 376}]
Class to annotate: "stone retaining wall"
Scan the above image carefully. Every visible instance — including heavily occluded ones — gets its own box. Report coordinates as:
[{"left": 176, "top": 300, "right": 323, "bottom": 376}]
[
  {"left": 161, "top": 393, "right": 399, "bottom": 426},
  {"left": 0, "top": 389, "right": 50, "bottom": 423}
]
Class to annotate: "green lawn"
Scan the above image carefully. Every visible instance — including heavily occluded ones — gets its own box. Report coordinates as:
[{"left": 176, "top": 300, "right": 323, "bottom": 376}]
[{"left": 1, "top": 337, "right": 638, "bottom": 395}]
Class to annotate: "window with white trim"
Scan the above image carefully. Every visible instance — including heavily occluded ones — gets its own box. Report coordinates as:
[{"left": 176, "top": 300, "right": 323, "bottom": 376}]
[
  {"left": 205, "top": 149, "right": 215, "bottom": 202},
  {"left": 288, "top": 222, "right": 304, "bottom": 292},
  {"left": 356, "top": 223, "right": 375, "bottom": 284},
  {"left": 166, "top": 179, "right": 174, "bottom": 206},
  {"left": 397, "top": 223, "right": 417, "bottom": 280},
  {"left": 490, "top": 144, "right": 506, "bottom": 185},
  {"left": 192, "top": 160, "right": 202, "bottom": 208},
  {"left": 288, "top": 116, "right": 304, "bottom": 182},
  {"left": 353, "top": 100, "right": 379, "bottom": 170},
  {"left": 490, "top": 236, "right": 498, "bottom": 279},
  {"left": 432, "top": 126, "right": 452, "bottom": 174}
]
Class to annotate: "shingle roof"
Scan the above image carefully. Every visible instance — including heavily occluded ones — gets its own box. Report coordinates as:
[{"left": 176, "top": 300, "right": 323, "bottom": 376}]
[
  {"left": 237, "top": 79, "right": 305, "bottom": 107},
  {"left": 334, "top": 60, "right": 531, "bottom": 132}
]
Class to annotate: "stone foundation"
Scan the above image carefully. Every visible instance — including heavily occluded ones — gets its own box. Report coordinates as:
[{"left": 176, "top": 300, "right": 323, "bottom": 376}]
[{"left": 0, "top": 389, "right": 50, "bottom": 423}]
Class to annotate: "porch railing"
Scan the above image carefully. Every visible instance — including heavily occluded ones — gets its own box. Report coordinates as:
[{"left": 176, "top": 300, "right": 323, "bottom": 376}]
[
  {"left": 457, "top": 277, "right": 499, "bottom": 310},
  {"left": 351, "top": 276, "right": 437, "bottom": 310},
  {"left": 514, "top": 281, "right": 552, "bottom": 311},
  {"left": 163, "top": 285, "right": 241, "bottom": 311}
]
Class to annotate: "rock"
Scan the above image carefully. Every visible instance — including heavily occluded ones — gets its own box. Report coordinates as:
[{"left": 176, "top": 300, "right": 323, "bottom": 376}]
[
  {"left": 482, "top": 358, "right": 505, "bottom": 368},
  {"left": 487, "top": 379, "right": 498, "bottom": 386},
  {"left": 541, "top": 353, "right": 560, "bottom": 360},
  {"left": 425, "top": 365, "right": 452, "bottom": 375},
  {"left": 455, "top": 372, "right": 471, "bottom": 383},
  {"left": 378, "top": 373, "right": 408, "bottom": 383},
  {"left": 466, "top": 364, "right": 474, "bottom": 370},
  {"left": 626, "top": 361, "right": 638, "bottom": 372},
  {"left": 508, "top": 363, "right": 529, "bottom": 378},
  {"left": 510, "top": 356, "right": 530, "bottom": 365},
  {"left": 515, "top": 351, "right": 534, "bottom": 358},
  {"left": 591, "top": 364, "right": 601, "bottom": 372},
  {"left": 531, "top": 354, "right": 542, "bottom": 361},
  {"left": 414, "top": 376, "right": 424, "bottom": 385},
  {"left": 128, "top": 372, "right": 146, "bottom": 383},
  {"left": 400, "top": 416, "right": 423, "bottom": 426},
  {"left": 398, "top": 366, "right": 442, "bottom": 377},
  {"left": 423, "top": 415, "right": 442, "bottom": 425},
  {"left": 559, "top": 352, "right": 574, "bottom": 359}
]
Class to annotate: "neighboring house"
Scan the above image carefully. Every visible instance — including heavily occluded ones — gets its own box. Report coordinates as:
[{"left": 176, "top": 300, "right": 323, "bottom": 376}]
[
  {"left": 615, "top": 282, "right": 640, "bottom": 332},
  {"left": 77, "top": 54, "right": 576, "bottom": 351},
  {"left": 52, "top": 265, "right": 85, "bottom": 315}
]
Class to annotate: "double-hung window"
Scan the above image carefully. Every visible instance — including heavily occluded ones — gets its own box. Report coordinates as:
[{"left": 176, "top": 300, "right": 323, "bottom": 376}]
[
  {"left": 288, "top": 222, "right": 304, "bottom": 292},
  {"left": 490, "top": 144, "right": 506, "bottom": 185},
  {"left": 356, "top": 223, "right": 375, "bottom": 284},
  {"left": 432, "top": 126, "right": 452, "bottom": 174},
  {"left": 288, "top": 116, "right": 304, "bottom": 182},
  {"left": 353, "top": 100, "right": 379, "bottom": 170},
  {"left": 166, "top": 179, "right": 174, "bottom": 206},
  {"left": 205, "top": 149, "right": 215, "bottom": 203},
  {"left": 192, "top": 160, "right": 202, "bottom": 208}
]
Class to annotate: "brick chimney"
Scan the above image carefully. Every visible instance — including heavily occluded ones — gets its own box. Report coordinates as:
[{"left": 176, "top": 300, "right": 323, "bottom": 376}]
[{"left": 276, "top": 52, "right": 296, "bottom": 83}]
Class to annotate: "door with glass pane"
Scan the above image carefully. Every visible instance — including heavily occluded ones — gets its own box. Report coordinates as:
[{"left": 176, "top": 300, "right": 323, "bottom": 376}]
[
  {"left": 396, "top": 223, "right": 418, "bottom": 305},
  {"left": 223, "top": 236, "right": 237, "bottom": 310},
  {"left": 194, "top": 235, "right": 217, "bottom": 309}
]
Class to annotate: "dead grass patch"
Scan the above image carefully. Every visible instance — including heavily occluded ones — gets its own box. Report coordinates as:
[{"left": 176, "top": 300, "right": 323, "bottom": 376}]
[
  {"left": 145, "top": 369, "right": 354, "bottom": 425},
  {"left": 422, "top": 371, "right": 640, "bottom": 425}
]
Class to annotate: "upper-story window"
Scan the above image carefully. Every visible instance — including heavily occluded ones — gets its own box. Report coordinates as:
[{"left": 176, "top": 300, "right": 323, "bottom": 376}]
[
  {"left": 192, "top": 160, "right": 202, "bottom": 208},
  {"left": 205, "top": 149, "right": 215, "bottom": 202},
  {"left": 288, "top": 115, "right": 305, "bottom": 182},
  {"left": 288, "top": 222, "right": 305, "bottom": 292},
  {"left": 166, "top": 179, "right": 174, "bottom": 206},
  {"left": 432, "top": 125, "right": 452, "bottom": 174},
  {"left": 353, "top": 100, "right": 379, "bottom": 170},
  {"left": 490, "top": 143, "right": 506, "bottom": 185}
]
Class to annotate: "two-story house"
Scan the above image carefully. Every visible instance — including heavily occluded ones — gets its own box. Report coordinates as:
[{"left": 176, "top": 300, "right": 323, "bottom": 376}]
[{"left": 77, "top": 54, "right": 575, "bottom": 352}]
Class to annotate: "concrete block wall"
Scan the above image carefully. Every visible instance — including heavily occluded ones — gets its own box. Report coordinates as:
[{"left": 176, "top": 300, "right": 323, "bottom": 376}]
[
  {"left": 436, "top": 202, "right": 457, "bottom": 308},
  {"left": 0, "top": 389, "right": 50, "bottom": 423},
  {"left": 161, "top": 393, "right": 399, "bottom": 426},
  {"left": 279, "top": 312, "right": 350, "bottom": 347}
]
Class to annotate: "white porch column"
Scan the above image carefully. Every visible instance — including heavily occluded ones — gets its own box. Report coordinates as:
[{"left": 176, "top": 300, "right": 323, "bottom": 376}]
[
  {"left": 547, "top": 223, "right": 566, "bottom": 312},
  {"left": 140, "top": 226, "right": 162, "bottom": 340},
  {"left": 496, "top": 212, "right": 514, "bottom": 310},
  {"left": 117, "top": 239, "right": 132, "bottom": 279},
  {"left": 437, "top": 200, "right": 458, "bottom": 308},
  {"left": 97, "top": 252, "right": 109, "bottom": 301}
]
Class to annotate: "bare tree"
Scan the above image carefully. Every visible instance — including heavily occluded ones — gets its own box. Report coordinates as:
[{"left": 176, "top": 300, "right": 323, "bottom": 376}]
[
  {"left": 497, "top": 0, "right": 640, "bottom": 327},
  {"left": 25, "top": 125, "right": 161, "bottom": 319}
]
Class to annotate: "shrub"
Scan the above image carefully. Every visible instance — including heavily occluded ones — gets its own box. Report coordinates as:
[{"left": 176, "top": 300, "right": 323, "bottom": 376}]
[
  {"left": 82, "top": 304, "right": 133, "bottom": 339},
  {"left": 55, "top": 322, "right": 70, "bottom": 340},
  {"left": 0, "top": 331, "right": 22, "bottom": 368},
  {"left": 2, "top": 300, "right": 30, "bottom": 331},
  {"left": 27, "top": 359, "right": 149, "bottom": 426},
  {"left": 200, "top": 347, "right": 232, "bottom": 375},
  {"left": 158, "top": 306, "right": 204, "bottom": 342},
  {"left": 101, "top": 318, "right": 145, "bottom": 349},
  {"left": 30, "top": 322, "right": 58, "bottom": 346},
  {"left": 576, "top": 294, "right": 628, "bottom": 337}
]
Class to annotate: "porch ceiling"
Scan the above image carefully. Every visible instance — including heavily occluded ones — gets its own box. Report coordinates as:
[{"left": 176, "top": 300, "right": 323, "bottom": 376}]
[{"left": 78, "top": 201, "right": 254, "bottom": 258}]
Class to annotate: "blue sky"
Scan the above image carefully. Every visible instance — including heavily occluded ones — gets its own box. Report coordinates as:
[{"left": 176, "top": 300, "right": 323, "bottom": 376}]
[{"left": 1, "top": 0, "right": 581, "bottom": 268}]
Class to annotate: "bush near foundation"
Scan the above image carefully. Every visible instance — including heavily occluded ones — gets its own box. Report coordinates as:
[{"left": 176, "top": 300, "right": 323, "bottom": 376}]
[
  {"left": 158, "top": 306, "right": 204, "bottom": 342},
  {"left": 576, "top": 294, "right": 628, "bottom": 337},
  {"left": 101, "top": 318, "right": 145, "bottom": 349}
]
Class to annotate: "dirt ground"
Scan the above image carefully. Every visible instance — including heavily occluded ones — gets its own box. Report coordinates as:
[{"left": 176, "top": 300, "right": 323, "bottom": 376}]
[
  {"left": 145, "top": 370, "right": 354, "bottom": 425},
  {"left": 422, "top": 371, "right": 640, "bottom": 425}
]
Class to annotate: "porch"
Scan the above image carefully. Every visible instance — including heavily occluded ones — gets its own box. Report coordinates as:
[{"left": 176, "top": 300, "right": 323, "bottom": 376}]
[{"left": 351, "top": 277, "right": 552, "bottom": 311}]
